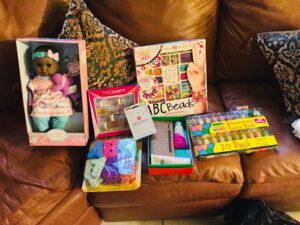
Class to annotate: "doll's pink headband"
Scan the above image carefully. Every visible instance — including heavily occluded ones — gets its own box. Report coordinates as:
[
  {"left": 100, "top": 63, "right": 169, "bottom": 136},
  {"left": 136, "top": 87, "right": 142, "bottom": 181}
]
[{"left": 32, "top": 49, "right": 60, "bottom": 62}]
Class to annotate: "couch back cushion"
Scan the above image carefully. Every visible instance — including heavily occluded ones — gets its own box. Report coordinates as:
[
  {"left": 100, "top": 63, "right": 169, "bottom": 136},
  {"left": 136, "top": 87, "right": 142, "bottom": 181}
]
[
  {"left": 87, "top": 0, "right": 219, "bottom": 82},
  {"left": 216, "top": 0, "right": 300, "bottom": 81},
  {"left": 0, "top": 0, "right": 67, "bottom": 109}
]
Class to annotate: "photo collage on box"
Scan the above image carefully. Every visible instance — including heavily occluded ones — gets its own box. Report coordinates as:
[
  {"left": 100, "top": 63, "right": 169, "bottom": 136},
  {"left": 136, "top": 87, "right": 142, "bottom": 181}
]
[{"left": 136, "top": 46, "right": 195, "bottom": 104}]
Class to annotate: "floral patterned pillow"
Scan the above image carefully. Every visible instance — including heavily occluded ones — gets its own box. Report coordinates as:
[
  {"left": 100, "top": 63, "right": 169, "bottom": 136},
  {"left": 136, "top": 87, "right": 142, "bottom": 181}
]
[
  {"left": 257, "top": 30, "right": 300, "bottom": 118},
  {"left": 59, "top": 0, "right": 138, "bottom": 89}
]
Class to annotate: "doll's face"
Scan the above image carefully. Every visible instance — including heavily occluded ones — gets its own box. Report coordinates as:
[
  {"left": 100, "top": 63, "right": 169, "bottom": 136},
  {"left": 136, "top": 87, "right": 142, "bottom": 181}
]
[{"left": 33, "top": 57, "right": 59, "bottom": 76}]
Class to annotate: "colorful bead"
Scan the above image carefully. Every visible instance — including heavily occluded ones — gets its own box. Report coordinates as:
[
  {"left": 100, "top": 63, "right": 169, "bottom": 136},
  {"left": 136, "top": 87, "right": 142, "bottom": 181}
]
[{"left": 103, "top": 139, "right": 119, "bottom": 161}]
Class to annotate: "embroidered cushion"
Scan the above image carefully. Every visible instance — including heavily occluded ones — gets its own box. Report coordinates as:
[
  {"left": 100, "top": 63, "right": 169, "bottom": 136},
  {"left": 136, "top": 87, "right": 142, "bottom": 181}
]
[
  {"left": 59, "top": 0, "right": 138, "bottom": 89},
  {"left": 257, "top": 30, "right": 300, "bottom": 118}
]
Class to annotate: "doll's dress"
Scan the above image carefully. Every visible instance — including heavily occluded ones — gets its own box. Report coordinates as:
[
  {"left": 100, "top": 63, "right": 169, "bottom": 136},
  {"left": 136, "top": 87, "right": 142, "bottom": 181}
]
[{"left": 28, "top": 75, "right": 73, "bottom": 117}]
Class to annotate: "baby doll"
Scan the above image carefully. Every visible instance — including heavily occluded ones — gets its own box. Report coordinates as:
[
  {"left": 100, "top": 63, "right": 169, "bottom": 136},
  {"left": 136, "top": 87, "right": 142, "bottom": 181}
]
[{"left": 28, "top": 45, "right": 74, "bottom": 132}]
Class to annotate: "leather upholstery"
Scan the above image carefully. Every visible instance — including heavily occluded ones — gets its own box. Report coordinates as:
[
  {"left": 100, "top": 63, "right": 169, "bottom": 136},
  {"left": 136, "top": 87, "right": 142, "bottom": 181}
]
[
  {"left": 97, "top": 198, "right": 234, "bottom": 221},
  {"left": 0, "top": 0, "right": 300, "bottom": 223},
  {"left": 219, "top": 81, "right": 300, "bottom": 210},
  {"left": 0, "top": 108, "right": 100, "bottom": 224},
  {"left": 38, "top": 190, "right": 102, "bottom": 225},
  {"left": 216, "top": 0, "right": 300, "bottom": 81}
]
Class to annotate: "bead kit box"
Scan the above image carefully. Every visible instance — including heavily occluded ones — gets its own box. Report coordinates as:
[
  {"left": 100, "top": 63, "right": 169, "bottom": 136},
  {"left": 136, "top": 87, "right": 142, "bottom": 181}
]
[
  {"left": 16, "top": 38, "right": 89, "bottom": 146},
  {"left": 133, "top": 39, "right": 208, "bottom": 117},
  {"left": 88, "top": 85, "right": 140, "bottom": 139},
  {"left": 82, "top": 138, "right": 142, "bottom": 192},
  {"left": 147, "top": 117, "right": 193, "bottom": 175},
  {"left": 187, "top": 109, "right": 278, "bottom": 159}
]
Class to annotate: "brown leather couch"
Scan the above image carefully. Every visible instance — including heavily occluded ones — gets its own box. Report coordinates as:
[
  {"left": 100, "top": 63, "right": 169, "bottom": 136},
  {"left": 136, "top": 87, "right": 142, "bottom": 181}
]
[{"left": 1, "top": 0, "right": 300, "bottom": 224}]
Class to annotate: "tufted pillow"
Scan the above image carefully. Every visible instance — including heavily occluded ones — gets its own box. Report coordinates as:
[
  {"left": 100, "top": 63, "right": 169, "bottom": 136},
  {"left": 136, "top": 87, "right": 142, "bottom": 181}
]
[
  {"left": 59, "top": 0, "right": 138, "bottom": 89},
  {"left": 257, "top": 30, "right": 300, "bottom": 118}
]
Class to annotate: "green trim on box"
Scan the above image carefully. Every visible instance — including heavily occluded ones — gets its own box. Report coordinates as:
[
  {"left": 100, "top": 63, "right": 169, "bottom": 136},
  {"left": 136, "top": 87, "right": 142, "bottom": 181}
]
[{"left": 148, "top": 117, "right": 193, "bottom": 169}]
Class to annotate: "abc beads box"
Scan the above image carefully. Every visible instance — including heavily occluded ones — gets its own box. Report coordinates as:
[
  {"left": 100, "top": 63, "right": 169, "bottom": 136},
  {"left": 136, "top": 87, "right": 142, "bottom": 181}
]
[{"left": 133, "top": 39, "right": 208, "bottom": 117}]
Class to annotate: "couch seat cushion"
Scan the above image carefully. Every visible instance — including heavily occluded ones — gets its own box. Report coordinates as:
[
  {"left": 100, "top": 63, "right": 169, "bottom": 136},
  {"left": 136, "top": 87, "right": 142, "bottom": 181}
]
[
  {"left": 0, "top": 107, "right": 85, "bottom": 224},
  {"left": 88, "top": 84, "right": 244, "bottom": 208},
  {"left": 219, "top": 81, "right": 300, "bottom": 210}
]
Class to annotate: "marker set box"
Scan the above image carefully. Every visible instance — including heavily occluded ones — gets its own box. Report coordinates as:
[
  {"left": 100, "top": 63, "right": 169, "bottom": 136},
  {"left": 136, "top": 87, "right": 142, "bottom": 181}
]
[{"left": 187, "top": 109, "right": 278, "bottom": 159}]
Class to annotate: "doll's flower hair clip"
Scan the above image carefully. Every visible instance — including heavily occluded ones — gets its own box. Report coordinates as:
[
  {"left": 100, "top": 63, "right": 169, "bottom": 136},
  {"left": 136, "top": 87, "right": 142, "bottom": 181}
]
[{"left": 32, "top": 49, "right": 60, "bottom": 62}]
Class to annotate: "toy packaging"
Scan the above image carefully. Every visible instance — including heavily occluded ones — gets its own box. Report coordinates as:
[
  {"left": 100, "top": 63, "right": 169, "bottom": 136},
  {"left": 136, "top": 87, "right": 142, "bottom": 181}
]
[
  {"left": 148, "top": 117, "right": 193, "bottom": 175},
  {"left": 133, "top": 39, "right": 208, "bottom": 117},
  {"left": 88, "top": 85, "right": 139, "bottom": 139},
  {"left": 82, "top": 138, "right": 142, "bottom": 192},
  {"left": 187, "top": 109, "right": 278, "bottom": 159},
  {"left": 16, "top": 38, "right": 89, "bottom": 146},
  {"left": 124, "top": 103, "right": 157, "bottom": 140}
]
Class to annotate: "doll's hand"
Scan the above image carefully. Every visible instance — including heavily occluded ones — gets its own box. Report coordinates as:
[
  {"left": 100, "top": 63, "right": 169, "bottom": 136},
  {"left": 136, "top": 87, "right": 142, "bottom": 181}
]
[
  {"left": 187, "top": 43, "right": 206, "bottom": 91},
  {"left": 187, "top": 63, "right": 206, "bottom": 91},
  {"left": 35, "top": 89, "right": 46, "bottom": 95}
]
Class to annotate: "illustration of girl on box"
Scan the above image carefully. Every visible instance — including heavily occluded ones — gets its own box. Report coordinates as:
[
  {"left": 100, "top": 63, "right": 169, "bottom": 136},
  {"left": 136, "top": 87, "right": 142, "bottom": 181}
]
[{"left": 28, "top": 45, "right": 75, "bottom": 132}]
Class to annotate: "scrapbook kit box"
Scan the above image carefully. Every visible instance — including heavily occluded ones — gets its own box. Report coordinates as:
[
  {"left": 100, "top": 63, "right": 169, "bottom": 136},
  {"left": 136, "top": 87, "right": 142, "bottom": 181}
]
[
  {"left": 88, "top": 85, "right": 139, "bottom": 139},
  {"left": 16, "top": 38, "right": 89, "bottom": 146},
  {"left": 187, "top": 109, "right": 278, "bottom": 159},
  {"left": 133, "top": 39, "right": 208, "bottom": 117},
  {"left": 147, "top": 117, "right": 193, "bottom": 175}
]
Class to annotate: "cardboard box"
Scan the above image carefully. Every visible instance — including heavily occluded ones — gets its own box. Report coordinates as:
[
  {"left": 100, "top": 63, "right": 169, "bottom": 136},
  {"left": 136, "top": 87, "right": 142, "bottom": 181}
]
[
  {"left": 133, "top": 39, "right": 208, "bottom": 117},
  {"left": 88, "top": 85, "right": 139, "bottom": 139},
  {"left": 187, "top": 109, "right": 278, "bottom": 159},
  {"left": 16, "top": 38, "right": 89, "bottom": 146},
  {"left": 148, "top": 117, "right": 193, "bottom": 175},
  {"left": 82, "top": 138, "right": 142, "bottom": 192}
]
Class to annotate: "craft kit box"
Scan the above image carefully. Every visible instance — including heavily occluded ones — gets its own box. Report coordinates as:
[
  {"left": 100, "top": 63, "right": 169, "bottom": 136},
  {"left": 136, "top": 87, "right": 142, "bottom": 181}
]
[
  {"left": 82, "top": 138, "right": 142, "bottom": 192},
  {"left": 16, "top": 38, "right": 89, "bottom": 146},
  {"left": 88, "top": 85, "right": 139, "bottom": 139},
  {"left": 147, "top": 117, "right": 193, "bottom": 175},
  {"left": 187, "top": 109, "right": 278, "bottom": 159},
  {"left": 133, "top": 39, "right": 208, "bottom": 117}
]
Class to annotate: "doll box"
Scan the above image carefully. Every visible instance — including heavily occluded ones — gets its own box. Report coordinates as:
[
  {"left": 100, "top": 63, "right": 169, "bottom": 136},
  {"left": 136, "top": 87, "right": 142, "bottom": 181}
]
[
  {"left": 16, "top": 38, "right": 89, "bottom": 146},
  {"left": 88, "top": 85, "right": 140, "bottom": 139},
  {"left": 147, "top": 117, "right": 193, "bottom": 175},
  {"left": 133, "top": 39, "right": 208, "bottom": 117},
  {"left": 186, "top": 109, "right": 278, "bottom": 159}
]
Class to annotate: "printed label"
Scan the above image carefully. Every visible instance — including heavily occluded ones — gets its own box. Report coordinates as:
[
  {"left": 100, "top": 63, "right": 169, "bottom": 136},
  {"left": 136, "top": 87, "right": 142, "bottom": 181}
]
[
  {"left": 213, "top": 136, "right": 278, "bottom": 153},
  {"left": 209, "top": 116, "right": 269, "bottom": 134},
  {"left": 124, "top": 104, "right": 157, "bottom": 140}
]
